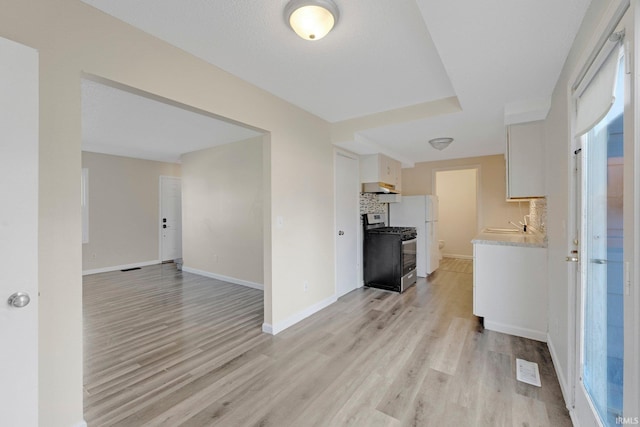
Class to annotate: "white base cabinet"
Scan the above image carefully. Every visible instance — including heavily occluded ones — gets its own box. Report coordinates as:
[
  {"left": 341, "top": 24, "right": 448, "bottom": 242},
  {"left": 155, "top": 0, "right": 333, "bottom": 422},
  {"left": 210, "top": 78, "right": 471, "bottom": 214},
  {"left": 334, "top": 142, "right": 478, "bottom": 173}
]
[{"left": 473, "top": 243, "right": 547, "bottom": 341}]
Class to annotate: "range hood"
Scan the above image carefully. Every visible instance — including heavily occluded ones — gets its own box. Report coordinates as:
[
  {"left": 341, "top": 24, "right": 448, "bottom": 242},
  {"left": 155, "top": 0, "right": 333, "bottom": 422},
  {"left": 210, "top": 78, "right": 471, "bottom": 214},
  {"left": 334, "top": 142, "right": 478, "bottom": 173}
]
[{"left": 362, "top": 182, "right": 399, "bottom": 194}]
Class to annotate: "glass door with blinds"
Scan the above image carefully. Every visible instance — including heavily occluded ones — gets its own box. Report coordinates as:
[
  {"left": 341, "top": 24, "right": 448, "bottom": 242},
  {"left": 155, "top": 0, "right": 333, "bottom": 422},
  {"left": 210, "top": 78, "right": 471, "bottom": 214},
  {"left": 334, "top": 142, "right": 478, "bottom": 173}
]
[
  {"left": 581, "top": 54, "right": 624, "bottom": 426},
  {"left": 571, "top": 5, "right": 636, "bottom": 426}
]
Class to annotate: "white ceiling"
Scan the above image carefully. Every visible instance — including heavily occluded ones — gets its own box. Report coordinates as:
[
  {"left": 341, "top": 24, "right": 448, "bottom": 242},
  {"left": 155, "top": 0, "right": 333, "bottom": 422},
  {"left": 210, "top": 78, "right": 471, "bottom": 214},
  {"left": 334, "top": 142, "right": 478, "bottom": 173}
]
[
  {"left": 82, "top": 79, "right": 262, "bottom": 163},
  {"left": 80, "top": 0, "right": 592, "bottom": 164}
]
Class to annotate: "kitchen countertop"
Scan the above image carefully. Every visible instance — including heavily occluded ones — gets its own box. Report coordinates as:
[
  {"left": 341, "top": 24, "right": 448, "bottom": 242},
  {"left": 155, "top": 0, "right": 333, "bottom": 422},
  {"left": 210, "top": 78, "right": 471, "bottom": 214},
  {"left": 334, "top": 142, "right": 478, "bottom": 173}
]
[{"left": 472, "top": 231, "right": 547, "bottom": 248}]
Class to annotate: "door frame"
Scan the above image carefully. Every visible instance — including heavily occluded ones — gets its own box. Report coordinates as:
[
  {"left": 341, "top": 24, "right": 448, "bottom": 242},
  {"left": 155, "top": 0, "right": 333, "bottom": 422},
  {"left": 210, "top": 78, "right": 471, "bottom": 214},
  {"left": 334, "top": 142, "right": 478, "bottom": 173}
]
[
  {"left": 334, "top": 148, "right": 361, "bottom": 297},
  {"left": 432, "top": 165, "right": 482, "bottom": 238},
  {"left": 627, "top": 2, "right": 640, "bottom": 419}
]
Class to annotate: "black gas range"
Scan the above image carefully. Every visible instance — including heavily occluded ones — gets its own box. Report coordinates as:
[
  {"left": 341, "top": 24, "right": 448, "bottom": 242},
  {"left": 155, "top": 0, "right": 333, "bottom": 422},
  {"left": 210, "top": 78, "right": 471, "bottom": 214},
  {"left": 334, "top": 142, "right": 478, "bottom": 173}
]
[
  {"left": 363, "top": 214, "right": 417, "bottom": 293},
  {"left": 365, "top": 225, "right": 417, "bottom": 240}
]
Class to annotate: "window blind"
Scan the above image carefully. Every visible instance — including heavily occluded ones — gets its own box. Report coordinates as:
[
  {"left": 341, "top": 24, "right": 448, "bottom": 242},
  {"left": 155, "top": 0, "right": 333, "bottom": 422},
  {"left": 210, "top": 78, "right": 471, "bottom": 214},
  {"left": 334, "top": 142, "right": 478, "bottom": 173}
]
[{"left": 574, "top": 44, "right": 622, "bottom": 137}]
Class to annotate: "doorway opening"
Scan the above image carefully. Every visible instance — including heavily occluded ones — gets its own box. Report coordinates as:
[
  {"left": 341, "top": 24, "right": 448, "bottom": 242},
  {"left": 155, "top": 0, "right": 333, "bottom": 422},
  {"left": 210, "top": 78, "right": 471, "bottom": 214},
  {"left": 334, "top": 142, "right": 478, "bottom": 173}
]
[
  {"left": 434, "top": 168, "right": 478, "bottom": 259},
  {"left": 80, "top": 75, "right": 271, "bottom": 422}
]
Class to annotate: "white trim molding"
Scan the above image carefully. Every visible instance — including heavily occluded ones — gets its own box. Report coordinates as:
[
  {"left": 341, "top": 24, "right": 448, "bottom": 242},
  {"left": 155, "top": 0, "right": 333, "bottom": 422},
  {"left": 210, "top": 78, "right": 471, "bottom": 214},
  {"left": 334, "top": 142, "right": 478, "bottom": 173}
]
[
  {"left": 547, "top": 333, "right": 572, "bottom": 412},
  {"left": 82, "top": 260, "right": 160, "bottom": 276},
  {"left": 262, "top": 294, "right": 337, "bottom": 335},
  {"left": 442, "top": 254, "right": 473, "bottom": 260},
  {"left": 483, "top": 320, "right": 547, "bottom": 342},
  {"left": 181, "top": 266, "right": 264, "bottom": 291}
]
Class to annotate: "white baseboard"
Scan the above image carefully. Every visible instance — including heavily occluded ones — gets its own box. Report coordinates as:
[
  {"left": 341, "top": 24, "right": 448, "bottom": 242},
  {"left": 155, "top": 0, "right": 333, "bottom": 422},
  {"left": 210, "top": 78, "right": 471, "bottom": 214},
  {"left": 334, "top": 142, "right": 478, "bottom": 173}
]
[
  {"left": 262, "top": 294, "right": 337, "bottom": 335},
  {"left": 443, "top": 253, "right": 473, "bottom": 260},
  {"left": 547, "top": 333, "right": 573, "bottom": 416},
  {"left": 483, "top": 320, "right": 547, "bottom": 342},
  {"left": 568, "top": 409, "right": 579, "bottom": 427},
  {"left": 182, "top": 266, "right": 264, "bottom": 291},
  {"left": 82, "top": 260, "right": 160, "bottom": 276}
]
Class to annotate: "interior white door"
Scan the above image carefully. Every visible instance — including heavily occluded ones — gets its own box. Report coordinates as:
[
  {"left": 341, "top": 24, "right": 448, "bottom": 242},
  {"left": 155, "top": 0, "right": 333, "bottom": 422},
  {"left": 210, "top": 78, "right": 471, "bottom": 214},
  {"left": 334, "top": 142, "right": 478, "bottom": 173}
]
[
  {"left": 0, "top": 36, "right": 39, "bottom": 426},
  {"left": 160, "top": 176, "right": 182, "bottom": 262},
  {"left": 335, "top": 152, "right": 359, "bottom": 297}
]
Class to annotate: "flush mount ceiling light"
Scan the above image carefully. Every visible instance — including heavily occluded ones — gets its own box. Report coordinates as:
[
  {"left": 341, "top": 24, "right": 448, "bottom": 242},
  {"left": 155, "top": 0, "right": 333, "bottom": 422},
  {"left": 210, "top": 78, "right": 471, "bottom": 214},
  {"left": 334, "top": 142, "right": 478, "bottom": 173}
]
[
  {"left": 429, "top": 137, "right": 454, "bottom": 150},
  {"left": 284, "top": 0, "right": 339, "bottom": 41}
]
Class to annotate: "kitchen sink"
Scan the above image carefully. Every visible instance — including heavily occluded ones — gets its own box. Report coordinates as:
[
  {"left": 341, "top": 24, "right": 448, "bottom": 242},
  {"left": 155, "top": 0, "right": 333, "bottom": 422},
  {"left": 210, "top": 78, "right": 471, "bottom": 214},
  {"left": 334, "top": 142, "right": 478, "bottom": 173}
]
[{"left": 483, "top": 227, "right": 522, "bottom": 234}]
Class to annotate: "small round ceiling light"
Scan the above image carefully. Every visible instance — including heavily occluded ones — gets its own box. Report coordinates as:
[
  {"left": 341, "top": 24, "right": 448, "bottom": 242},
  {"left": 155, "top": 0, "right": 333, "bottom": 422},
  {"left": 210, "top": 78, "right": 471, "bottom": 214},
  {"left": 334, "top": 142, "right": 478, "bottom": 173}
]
[
  {"left": 285, "top": 0, "right": 339, "bottom": 41},
  {"left": 429, "top": 137, "right": 454, "bottom": 151}
]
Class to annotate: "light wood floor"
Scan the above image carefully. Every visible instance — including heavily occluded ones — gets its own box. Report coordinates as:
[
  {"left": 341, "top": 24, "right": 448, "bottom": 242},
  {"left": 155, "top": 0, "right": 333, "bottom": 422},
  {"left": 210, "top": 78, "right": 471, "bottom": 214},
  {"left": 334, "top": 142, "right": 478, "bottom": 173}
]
[{"left": 83, "top": 258, "right": 572, "bottom": 426}]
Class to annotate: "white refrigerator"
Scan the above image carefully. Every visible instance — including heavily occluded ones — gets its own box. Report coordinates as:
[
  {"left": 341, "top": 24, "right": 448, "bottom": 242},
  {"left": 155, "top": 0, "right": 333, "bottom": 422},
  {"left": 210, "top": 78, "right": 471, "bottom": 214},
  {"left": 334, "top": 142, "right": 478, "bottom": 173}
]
[{"left": 389, "top": 195, "right": 439, "bottom": 276}]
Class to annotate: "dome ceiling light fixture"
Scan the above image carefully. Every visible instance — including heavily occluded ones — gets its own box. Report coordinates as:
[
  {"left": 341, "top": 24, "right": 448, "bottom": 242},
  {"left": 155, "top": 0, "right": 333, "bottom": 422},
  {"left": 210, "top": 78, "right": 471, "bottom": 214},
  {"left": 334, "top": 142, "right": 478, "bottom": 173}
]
[
  {"left": 429, "top": 137, "right": 454, "bottom": 151},
  {"left": 284, "top": 0, "right": 340, "bottom": 41}
]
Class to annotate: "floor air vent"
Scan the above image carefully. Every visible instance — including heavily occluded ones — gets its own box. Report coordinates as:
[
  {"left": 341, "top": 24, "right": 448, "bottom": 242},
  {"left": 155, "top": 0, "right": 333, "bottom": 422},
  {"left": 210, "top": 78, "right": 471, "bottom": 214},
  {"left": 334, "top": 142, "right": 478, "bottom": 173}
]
[{"left": 516, "top": 358, "right": 541, "bottom": 387}]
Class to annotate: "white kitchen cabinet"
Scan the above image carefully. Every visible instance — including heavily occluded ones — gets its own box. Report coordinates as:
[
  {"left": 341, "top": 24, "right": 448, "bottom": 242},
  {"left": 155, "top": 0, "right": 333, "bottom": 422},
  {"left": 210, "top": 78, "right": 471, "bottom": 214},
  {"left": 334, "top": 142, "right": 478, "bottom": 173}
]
[
  {"left": 506, "top": 121, "right": 545, "bottom": 199},
  {"left": 360, "top": 154, "right": 402, "bottom": 192},
  {"left": 392, "top": 158, "right": 401, "bottom": 192},
  {"left": 473, "top": 242, "right": 547, "bottom": 341}
]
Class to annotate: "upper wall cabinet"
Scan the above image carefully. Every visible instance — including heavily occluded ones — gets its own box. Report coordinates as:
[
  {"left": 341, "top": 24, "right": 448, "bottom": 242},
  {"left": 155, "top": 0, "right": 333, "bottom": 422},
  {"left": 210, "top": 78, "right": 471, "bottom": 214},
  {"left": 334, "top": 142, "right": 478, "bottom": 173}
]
[
  {"left": 360, "top": 154, "right": 402, "bottom": 193},
  {"left": 506, "top": 121, "right": 545, "bottom": 199}
]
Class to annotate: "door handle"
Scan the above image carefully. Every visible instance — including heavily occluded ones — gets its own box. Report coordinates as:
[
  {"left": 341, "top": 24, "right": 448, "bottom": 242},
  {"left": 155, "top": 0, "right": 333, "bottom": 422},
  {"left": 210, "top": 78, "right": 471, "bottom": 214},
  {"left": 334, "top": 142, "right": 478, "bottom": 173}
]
[
  {"left": 590, "top": 259, "right": 608, "bottom": 264},
  {"left": 7, "top": 292, "right": 30, "bottom": 308},
  {"left": 566, "top": 256, "right": 579, "bottom": 262}
]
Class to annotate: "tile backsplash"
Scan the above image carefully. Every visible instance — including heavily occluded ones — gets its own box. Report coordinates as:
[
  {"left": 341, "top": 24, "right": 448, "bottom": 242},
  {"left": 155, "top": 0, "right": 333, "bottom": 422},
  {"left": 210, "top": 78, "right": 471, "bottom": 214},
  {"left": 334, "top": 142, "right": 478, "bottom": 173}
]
[
  {"left": 360, "top": 193, "right": 386, "bottom": 215},
  {"left": 529, "top": 198, "right": 547, "bottom": 234}
]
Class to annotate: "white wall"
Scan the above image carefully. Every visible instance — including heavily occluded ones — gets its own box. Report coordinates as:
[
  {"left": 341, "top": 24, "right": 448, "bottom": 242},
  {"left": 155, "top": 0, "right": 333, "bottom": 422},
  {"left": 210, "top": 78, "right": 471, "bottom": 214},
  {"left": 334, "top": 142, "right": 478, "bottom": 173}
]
[
  {"left": 435, "top": 168, "right": 477, "bottom": 258},
  {"left": 181, "top": 137, "right": 264, "bottom": 287},
  {"left": 0, "top": 1, "right": 334, "bottom": 425},
  {"left": 81, "top": 152, "right": 181, "bottom": 273},
  {"left": 543, "top": 0, "right": 613, "bottom": 404}
]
